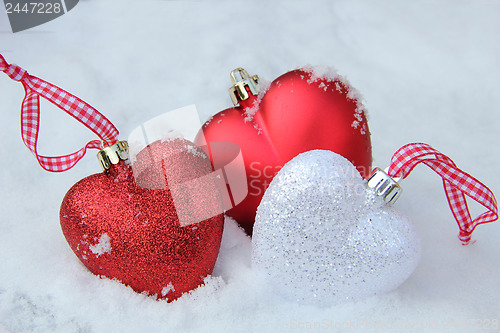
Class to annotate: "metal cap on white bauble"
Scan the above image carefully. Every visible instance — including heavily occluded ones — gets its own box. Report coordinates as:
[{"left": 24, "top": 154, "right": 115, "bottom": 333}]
[{"left": 366, "top": 167, "right": 402, "bottom": 205}]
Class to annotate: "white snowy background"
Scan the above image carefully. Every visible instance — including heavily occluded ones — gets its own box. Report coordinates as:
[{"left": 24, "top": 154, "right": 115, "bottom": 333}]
[{"left": 1, "top": 1, "right": 499, "bottom": 332}]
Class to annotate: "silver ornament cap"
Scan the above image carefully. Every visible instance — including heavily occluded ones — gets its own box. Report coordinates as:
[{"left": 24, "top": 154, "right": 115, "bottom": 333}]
[{"left": 366, "top": 167, "right": 402, "bottom": 205}]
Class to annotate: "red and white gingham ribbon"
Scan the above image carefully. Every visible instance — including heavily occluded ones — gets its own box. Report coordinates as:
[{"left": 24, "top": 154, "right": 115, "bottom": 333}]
[
  {"left": 387, "top": 142, "right": 498, "bottom": 245},
  {"left": 0, "top": 54, "right": 119, "bottom": 172}
]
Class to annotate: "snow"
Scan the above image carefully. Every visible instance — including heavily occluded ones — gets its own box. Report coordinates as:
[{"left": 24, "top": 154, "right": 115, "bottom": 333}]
[
  {"left": 303, "top": 64, "right": 342, "bottom": 84},
  {"left": 1, "top": 1, "right": 500, "bottom": 332},
  {"left": 242, "top": 77, "right": 271, "bottom": 122},
  {"left": 302, "top": 64, "right": 369, "bottom": 135},
  {"left": 161, "top": 283, "right": 175, "bottom": 298},
  {"left": 183, "top": 144, "right": 207, "bottom": 159},
  {"left": 88, "top": 233, "right": 112, "bottom": 258}
]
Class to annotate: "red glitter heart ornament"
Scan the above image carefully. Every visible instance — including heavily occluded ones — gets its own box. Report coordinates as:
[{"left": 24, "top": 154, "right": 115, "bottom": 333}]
[
  {"left": 60, "top": 139, "right": 224, "bottom": 301},
  {"left": 196, "top": 67, "right": 372, "bottom": 234},
  {"left": 1, "top": 54, "right": 224, "bottom": 301}
]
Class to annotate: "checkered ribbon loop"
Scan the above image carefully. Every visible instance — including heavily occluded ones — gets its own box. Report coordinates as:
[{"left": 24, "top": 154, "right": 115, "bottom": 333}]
[
  {"left": 387, "top": 142, "right": 498, "bottom": 245},
  {"left": 1, "top": 54, "right": 119, "bottom": 172},
  {"left": 1, "top": 62, "right": 27, "bottom": 81}
]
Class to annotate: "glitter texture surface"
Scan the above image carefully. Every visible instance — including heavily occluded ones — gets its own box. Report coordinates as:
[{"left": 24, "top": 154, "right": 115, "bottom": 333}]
[
  {"left": 60, "top": 139, "right": 224, "bottom": 301},
  {"left": 252, "top": 150, "right": 421, "bottom": 306}
]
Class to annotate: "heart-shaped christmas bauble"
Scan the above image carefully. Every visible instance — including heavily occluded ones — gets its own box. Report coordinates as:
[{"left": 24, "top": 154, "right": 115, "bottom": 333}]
[
  {"left": 252, "top": 150, "right": 420, "bottom": 306},
  {"left": 60, "top": 139, "right": 224, "bottom": 301},
  {"left": 196, "top": 67, "right": 372, "bottom": 235}
]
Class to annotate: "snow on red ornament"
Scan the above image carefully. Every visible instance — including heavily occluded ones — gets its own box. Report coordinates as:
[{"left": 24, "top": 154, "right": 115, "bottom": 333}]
[
  {"left": 60, "top": 139, "right": 224, "bottom": 301},
  {"left": 195, "top": 67, "right": 372, "bottom": 234}
]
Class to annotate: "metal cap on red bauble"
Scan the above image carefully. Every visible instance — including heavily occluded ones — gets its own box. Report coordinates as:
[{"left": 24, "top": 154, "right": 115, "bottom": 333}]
[
  {"left": 97, "top": 141, "right": 129, "bottom": 171},
  {"left": 228, "top": 68, "right": 260, "bottom": 106}
]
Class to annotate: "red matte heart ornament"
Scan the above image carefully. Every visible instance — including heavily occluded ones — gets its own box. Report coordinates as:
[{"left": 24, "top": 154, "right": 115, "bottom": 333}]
[
  {"left": 60, "top": 139, "right": 224, "bottom": 301},
  {"left": 195, "top": 67, "right": 372, "bottom": 235}
]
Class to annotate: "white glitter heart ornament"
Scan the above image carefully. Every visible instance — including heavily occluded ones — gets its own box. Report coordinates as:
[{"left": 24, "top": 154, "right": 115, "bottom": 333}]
[{"left": 252, "top": 150, "right": 421, "bottom": 306}]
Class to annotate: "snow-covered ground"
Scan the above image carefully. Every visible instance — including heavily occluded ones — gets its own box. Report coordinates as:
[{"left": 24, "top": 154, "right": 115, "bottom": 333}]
[{"left": 1, "top": 1, "right": 499, "bottom": 332}]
